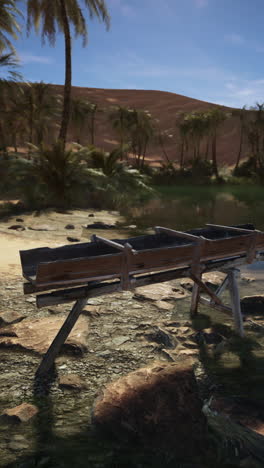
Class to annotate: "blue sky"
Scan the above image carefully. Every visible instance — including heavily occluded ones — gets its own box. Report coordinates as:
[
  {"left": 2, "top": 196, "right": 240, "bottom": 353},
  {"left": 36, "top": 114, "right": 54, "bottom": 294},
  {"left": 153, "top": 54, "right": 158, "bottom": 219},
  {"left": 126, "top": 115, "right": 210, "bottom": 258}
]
[{"left": 13, "top": 0, "right": 264, "bottom": 108}]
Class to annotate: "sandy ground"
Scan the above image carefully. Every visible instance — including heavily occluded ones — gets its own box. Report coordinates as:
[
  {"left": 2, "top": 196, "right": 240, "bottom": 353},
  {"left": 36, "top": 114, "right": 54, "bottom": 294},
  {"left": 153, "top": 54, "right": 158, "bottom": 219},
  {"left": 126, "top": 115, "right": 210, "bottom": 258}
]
[{"left": 0, "top": 209, "right": 127, "bottom": 277}]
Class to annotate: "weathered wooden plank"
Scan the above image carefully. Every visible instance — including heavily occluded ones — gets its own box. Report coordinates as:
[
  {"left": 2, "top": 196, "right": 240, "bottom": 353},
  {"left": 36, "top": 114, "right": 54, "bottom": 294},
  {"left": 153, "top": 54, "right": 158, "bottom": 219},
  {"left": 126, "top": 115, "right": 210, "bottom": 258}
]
[
  {"left": 36, "top": 297, "right": 89, "bottom": 377},
  {"left": 190, "top": 273, "right": 223, "bottom": 305},
  {"left": 154, "top": 226, "right": 200, "bottom": 242},
  {"left": 36, "top": 253, "right": 123, "bottom": 288},
  {"left": 206, "top": 223, "right": 256, "bottom": 234}
]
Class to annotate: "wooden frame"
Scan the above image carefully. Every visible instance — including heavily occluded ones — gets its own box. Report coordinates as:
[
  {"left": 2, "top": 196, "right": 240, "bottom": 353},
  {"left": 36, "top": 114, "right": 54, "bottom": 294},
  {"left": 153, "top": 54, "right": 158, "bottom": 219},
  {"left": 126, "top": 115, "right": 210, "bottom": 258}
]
[{"left": 19, "top": 224, "right": 264, "bottom": 377}]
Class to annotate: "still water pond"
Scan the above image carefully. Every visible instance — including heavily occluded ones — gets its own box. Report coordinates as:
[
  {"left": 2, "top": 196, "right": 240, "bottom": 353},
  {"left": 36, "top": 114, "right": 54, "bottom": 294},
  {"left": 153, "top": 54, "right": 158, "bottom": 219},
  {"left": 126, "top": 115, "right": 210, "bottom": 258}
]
[{"left": 122, "top": 185, "right": 264, "bottom": 233}]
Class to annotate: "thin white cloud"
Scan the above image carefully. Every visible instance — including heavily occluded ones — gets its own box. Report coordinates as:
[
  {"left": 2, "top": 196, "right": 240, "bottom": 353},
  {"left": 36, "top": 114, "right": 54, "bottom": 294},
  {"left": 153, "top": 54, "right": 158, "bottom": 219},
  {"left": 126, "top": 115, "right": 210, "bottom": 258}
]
[
  {"left": 19, "top": 52, "right": 54, "bottom": 65},
  {"left": 225, "top": 33, "right": 245, "bottom": 46},
  {"left": 108, "top": 0, "right": 136, "bottom": 17},
  {"left": 194, "top": 0, "right": 208, "bottom": 8}
]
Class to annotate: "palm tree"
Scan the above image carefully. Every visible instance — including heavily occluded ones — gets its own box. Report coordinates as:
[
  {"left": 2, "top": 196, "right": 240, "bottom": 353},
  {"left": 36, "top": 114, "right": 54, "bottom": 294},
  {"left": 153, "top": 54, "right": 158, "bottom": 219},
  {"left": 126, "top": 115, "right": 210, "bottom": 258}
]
[
  {"left": 232, "top": 105, "right": 247, "bottom": 170},
  {"left": 129, "top": 109, "right": 154, "bottom": 168},
  {"left": 70, "top": 98, "right": 98, "bottom": 145},
  {"left": 26, "top": 0, "right": 110, "bottom": 149},
  {"left": 0, "top": 51, "right": 22, "bottom": 155},
  {"left": 206, "top": 108, "right": 229, "bottom": 178},
  {"left": 109, "top": 106, "right": 134, "bottom": 158},
  {"left": 0, "top": 0, "right": 22, "bottom": 53}
]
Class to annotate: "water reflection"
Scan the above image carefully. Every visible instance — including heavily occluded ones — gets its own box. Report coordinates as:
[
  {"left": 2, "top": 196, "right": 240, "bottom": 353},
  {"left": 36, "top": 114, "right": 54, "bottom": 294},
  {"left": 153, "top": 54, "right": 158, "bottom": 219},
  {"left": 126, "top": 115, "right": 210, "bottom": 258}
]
[{"left": 122, "top": 186, "right": 264, "bottom": 233}]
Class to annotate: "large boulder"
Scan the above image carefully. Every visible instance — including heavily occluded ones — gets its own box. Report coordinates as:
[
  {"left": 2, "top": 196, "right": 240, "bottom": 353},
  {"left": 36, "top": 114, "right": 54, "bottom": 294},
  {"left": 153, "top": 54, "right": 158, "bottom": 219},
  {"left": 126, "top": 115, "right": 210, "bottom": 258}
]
[
  {"left": 241, "top": 295, "right": 264, "bottom": 315},
  {"left": 92, "top": 361, "right": 207, "bottom": 458}
]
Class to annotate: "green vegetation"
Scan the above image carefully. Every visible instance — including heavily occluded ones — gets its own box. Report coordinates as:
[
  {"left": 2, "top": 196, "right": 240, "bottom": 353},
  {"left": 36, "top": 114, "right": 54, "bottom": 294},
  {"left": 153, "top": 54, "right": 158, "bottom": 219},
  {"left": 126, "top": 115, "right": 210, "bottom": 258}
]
[{"left": 1, "top": 0, "right": 264, "bottom": 218}]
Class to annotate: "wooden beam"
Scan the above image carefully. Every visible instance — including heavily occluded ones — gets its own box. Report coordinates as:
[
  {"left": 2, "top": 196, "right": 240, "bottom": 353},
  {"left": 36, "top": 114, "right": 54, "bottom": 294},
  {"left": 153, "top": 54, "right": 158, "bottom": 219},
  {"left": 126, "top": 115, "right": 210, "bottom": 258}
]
[
  {"left": 206, "top": 223, "right": 256, "bottom": 234},
  {"left": 91, "top": 235, "right": 136, "bottom": 254},
  {"left": 190, "top": 273, "right": 223, "bottom": 306},
  {"left": 199, "top": 296, "right": 232, "bottom": 315},
  {"left": 36, "top": 296, "right": 89, "bottom": 377},
  {"left": 155, "top": 226, "right": 202, "bottom": 242}
]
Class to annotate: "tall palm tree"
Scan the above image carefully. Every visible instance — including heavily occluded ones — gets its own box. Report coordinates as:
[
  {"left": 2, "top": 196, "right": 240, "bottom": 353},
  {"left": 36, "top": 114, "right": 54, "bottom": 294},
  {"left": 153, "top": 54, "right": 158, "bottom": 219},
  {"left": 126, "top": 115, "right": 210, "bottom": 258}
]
[
  {"left": 232, "top": 105, "right": 247, "bottom": 170},
  {"left": 0, "top": 0, "right": 22, "bottom": 53},
  {"left": 70, "top": 98, "right": 97, "bottom": 145},
  {"left": 109, "top": 105, "right": 134, "bottom": 158},
  {"left": 0, "top": 51, "right": 22, "bottom": 155},
  {"left": 206, "top": 108, "right": 229, "bottom": 178},
  {"left": 26, "top": 0, "right": 110, "bottom": 148}
]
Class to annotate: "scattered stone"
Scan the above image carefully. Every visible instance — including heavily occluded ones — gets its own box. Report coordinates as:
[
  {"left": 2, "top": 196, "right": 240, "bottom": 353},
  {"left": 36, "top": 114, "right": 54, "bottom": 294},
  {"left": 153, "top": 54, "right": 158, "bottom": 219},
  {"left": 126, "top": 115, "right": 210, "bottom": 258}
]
[
  {"left": 112, "top": 336, "right": 130, "bottom": 347},
  {"left": 182, "top": 339, "right": 197, "bottom": 349},
  {"left": 241, "top": 274, "right": 256, "bottom": 283},
  {"left": 0, "top": 310, "right": 25, "bottom": 326},
  {"left": 28, "top": 224, "right": 55, "bottom": 231},
  {"left": 0, "top": 315, "right": 89, "bottom": 354},
  {"left": 82, "top": 305, "right": 101, "bottom": 318},
  {"left": 178, "top": 349, "right": 199, "bottom": 357},
  {"left": 93, "top": 361, "right": 206, "bottom": 458},
  {"left": 241, "top": 295, "right": 264, "bottom": 315},
  {"left": 155, "top": 300, "right": 174, "bottom": 311},
  {"left": 86, "top": 221, "right": 116, "bottom": 229},
  {"left": 15, "top": 218, "right": 24, "bottom": 222},
  {"left": 144, "top": 326, "right": 175, "bottom": 349},
  {"left": 1, "top": 403, "right": 38, "bottom": 423},
  {"left": 88, "top": 213, "right": 95, "bottom": 217},
  {"left": 26, "top": 297, "right": 35, "bottom": 303},
  {"left": 97, "top": 350, "right": 111, "bottom": 358},
  {"left": 203, "top": 271, "right": 226, "bottom": 289},
  {"left": 59, "top": 374, "right": 87, "bottom": 390},
  {"left": 134, "top": 283, "right": 187, "bottom": 302},
  {"left": 180, "top": 278, "right": 193, "bottom": 291},
  {"left": 160, "top": 349, "right": 176, "bottom": 362},
  {"left": 67, "top": 237, "right": 80, "bottom": 242},
  {"left": 65, "top": 224, "right": 75, "bottom": 230},
  {"left": 8, "top": 225, "right": 25, "bottom": 231},
  {"left": 193, "top": 329, "right": 224, "bottom": 345}
]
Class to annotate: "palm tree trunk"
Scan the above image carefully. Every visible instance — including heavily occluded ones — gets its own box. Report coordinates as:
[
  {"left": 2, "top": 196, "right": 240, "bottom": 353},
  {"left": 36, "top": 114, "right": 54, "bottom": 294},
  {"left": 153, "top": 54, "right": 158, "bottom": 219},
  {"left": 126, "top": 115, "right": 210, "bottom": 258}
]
[
  {"left": 212, "top": 133, "right": 219, "bottom": 178},
  {"left": 235, "top": 127, "right": 243, "bottom": 170},
  {"left": 59, "top": 0, "right": 72, "bottom": 149}
]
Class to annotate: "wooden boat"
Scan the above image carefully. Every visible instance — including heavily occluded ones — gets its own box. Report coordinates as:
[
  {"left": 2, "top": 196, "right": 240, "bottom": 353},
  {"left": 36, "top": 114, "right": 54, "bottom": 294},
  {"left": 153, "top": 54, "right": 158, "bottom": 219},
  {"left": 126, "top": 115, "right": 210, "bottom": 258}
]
[{"left": 20, "top": 223, "right": 264, "bottom": 293}]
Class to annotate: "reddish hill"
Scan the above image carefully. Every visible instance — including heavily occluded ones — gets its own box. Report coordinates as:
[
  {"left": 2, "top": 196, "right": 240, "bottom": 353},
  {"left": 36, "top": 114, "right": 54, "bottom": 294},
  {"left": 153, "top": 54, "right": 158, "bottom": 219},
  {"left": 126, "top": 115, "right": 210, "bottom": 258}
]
[{"left": 53, "top": 85, "right": 244, "bottom": 166}]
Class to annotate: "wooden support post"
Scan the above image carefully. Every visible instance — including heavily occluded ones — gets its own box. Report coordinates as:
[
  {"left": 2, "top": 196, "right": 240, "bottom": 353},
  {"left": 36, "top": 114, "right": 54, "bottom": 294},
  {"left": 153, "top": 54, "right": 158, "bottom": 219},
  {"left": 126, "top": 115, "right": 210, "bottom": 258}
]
[
  {"left": 190, "top": 282, "right": 200, "bottom": 317},
  {"left": 36, "top": 296, "right": 89, "bottom": 378},
  {"left": 213, "top": 274, "right": 229, "bottom": 299},
  {"left": 228, "top": 269, "right": 244, "bottom": 337}
]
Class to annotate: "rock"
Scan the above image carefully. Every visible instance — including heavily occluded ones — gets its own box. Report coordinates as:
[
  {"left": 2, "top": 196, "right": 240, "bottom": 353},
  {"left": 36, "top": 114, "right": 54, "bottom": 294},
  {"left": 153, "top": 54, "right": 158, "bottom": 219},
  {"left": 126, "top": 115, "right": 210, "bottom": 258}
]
[
  {"left": 182, "top": 339, "right": 197, "bottom": 349},
  {"left": 16, "top": 218, "right": 24, "bottom": 222},
  {"left": 8, "top": 225, "right": 25, "bottom": 231},
  {"left": 144, "top": 326, "right": 175, "bottom": 349},
  {"left": 86, "top": 222, "right": 116, "bottom": 229},
  {"left": 82, "top": 305, "right": 101, "bottom": 317},
  {"left": 59, "top": 374, "right": 87, "bottom": 390},
  {"left": 65, "top": 224, "right": 75, "bottom": 230},
  {"left": 241, "top": 295, "right": 264, "bottom": 315},
  {"left": 178, "top": 349, "right": 199, "bottom": 357},
  {"left": 134, "top": 283, "right": 187, "bottom": 302},
  {"left": 0, "top": 310, "right": 25, "bottom": 326},
  {"left": 112, "top": 336, "right": 130, "bottom": 347},
  {"left": 193, "top": 329, "right": 224, "bottom": 345},
  {"left": 203, "top": 272, "right": 226, "bottom": 289},
  {"left": 0, "top": 315, "right": 89, "bottom": 354},
  {"left": 155, "top": 300, "right": 174, "bottom": 311},
  {"left": 67, "top": 237, "right": 80, "bottom": 242},
  {"left": 28, "top": 224, "right": 55, "bottom": 231},
  {"left": 1, "top": 403, "right": 38, "bottom": 422},
  {"left": 88, "top": 213, "right": 95, "bottom": 217},
  {"left": 241, "top": 274, "right": 256, "bottom": 283},
  {"left": 92, "top": 361, "right": 206, "bottom": 458},
  {"left": 180, "top": 278, "right": 193, "bottom": 291}
]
